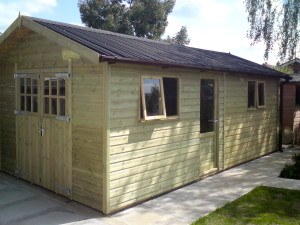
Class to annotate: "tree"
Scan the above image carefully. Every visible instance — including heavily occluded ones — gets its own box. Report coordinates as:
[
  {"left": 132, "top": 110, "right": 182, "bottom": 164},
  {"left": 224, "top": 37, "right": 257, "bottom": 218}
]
[
  {"left": 78, "top": 0, "right": 175, "bottom": 39},
  {"left": 245, "top": 0, "right": 300, "bottom": 62},
  {"left": 165, "top": 26, "right": 190, "bottom": 45}
]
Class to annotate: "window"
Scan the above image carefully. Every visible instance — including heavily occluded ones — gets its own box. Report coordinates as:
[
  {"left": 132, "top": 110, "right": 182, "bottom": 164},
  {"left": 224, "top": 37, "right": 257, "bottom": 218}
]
[
  {"left": 141, "top": 77, "right": 179, "bottom": 120},
  {"left": 248, "top": 81, "right": 256, "bottom": 108},
  {"left": 19, "top": 77, "right": 38, "bottom": 113},
  {"left": 247, "top": 81, "right": 266, "bottom": 109},
  {"left": 257, "top": 82, "right": 265, "bottom": 107},
  {"left": 296, "top": 86, "right": 300, "bottom": 106},
  {"left": 200, "top": 79, "right": 215, "bottom": 133},
  {"left": 43, "top": 78, "right": 66, "bottom": 116}
]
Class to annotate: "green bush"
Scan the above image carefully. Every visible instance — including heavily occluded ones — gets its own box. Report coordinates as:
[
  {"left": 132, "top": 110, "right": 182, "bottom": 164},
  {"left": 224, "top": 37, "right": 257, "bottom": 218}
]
[{"left": 280, "top": 153, "right": 300, "bottom": 179}]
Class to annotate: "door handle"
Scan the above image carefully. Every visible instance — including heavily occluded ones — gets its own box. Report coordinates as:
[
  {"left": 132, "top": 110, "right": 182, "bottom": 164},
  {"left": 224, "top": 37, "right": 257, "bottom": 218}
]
[
  {"left": 208, "top": 120, "right": 218, "bottom": 123},
  {"left": 39, "top": 126, "right": 45, "bottom": 136}
]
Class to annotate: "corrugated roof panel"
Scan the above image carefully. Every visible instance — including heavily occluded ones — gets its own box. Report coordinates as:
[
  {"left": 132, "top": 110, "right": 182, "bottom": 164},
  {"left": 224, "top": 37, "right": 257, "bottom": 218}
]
[{"left": 30, "top": 17, "right": 287, "bottom": 78}]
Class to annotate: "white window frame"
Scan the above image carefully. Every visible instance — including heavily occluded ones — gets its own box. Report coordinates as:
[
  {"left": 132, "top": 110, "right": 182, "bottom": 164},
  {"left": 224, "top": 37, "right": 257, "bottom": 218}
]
[{"left": 141, "top": 76, "right": 166, "bottom": 120}]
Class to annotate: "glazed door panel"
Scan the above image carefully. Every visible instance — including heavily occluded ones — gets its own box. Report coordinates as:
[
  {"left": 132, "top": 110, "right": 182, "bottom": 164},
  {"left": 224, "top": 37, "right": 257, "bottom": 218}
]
[
  {"left": 16, "top": 73, "right": 72, "bottom": 197},
  {"left": 199, "top": 78, "right": 218, "bottom": 175}
]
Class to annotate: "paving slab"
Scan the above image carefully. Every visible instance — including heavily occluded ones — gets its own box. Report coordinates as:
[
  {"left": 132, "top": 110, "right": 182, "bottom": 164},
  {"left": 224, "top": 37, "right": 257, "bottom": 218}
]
[
  {"left": 0, "top": 149, "right": 299, "bottom": 225},
  {"left": 264, "top": 177, "right": 300, "bottom": 190}
]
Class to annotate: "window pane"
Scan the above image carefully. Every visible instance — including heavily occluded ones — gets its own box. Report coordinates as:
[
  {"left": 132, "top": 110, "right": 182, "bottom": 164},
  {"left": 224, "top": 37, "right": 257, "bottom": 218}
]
[
  {"left": 20, "top": 96, "right": 25, "bottom": 111},
  {"left": 59, "top": 98, "right": 65, "bottom": 116},
  {"left": 143, "top": 78, "right": 163, "bottom": 117},
  {"left": 51, "top": 79, "right": 57, "bottom": 95},
  {"left": 33, "top": 96, "right": 38, "bottom": 113},
  {"left": 200, "top": 79, "right": 214, "bottom": 133},
  {"left": 59, "top": 79, "right": 65, "bottom": 96},
  {"left": 44, "top": 97, "right": 49, "bottom": 114},
  {"left": 26, "top": 96, "right": 31, "bottom": 112},
  {"left": 26, "top": 78, "right": 31, "bottom": 94},
  {"left": 44, "top": 79, "right": 49, "bottom": 95},
  {"left": 20, "top": 78, "right": 25, "bottom": 94},
  {"left": 32, "top": 79, "right": 38, "bottom": 95},
  {"left": 51, "top": 98, "right": 57, "bottom": 115},
  {"left": 248, "top": 81, "right": 256, "bottom": 108},
  {"left": 258, "top": 82, "right": 265, "bottom": 106},
  {"left": 163, "top": 78, "right": 178, "bottom": 116},
  {"left": 296, "top": 86, "right": 300, "bottom": 106}
]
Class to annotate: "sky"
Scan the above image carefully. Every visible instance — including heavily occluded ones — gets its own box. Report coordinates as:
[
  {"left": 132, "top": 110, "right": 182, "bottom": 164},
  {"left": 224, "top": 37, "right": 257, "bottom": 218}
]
[{"left": 0, "top": 0, "right": 280, "bottom": 65}]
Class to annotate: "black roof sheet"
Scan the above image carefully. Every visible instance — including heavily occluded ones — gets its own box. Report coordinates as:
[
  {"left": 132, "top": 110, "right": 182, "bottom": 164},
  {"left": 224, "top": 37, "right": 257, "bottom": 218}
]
[{"left": 30, "top": 17, "right": 287, "bottom": 78}]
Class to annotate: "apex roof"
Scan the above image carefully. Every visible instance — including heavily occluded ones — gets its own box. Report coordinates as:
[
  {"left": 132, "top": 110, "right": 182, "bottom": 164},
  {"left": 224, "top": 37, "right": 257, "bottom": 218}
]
[{"left": 0, "top": 16, "right": 289, "bottom": 79}]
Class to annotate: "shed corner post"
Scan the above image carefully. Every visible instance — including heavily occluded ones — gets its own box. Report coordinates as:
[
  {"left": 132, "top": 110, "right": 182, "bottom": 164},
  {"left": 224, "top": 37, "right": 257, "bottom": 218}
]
[{"left": 102, "top": 61, "right": 111, "bottom": 214}]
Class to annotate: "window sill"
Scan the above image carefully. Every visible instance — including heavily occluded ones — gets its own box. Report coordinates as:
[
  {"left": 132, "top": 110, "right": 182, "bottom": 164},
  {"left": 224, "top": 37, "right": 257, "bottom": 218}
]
[
  {"left": 139, "top": 116, "right": 181, "bottom": 123},
  {"left": 247, "top": 106, "right": 266, "bottom": 111}
]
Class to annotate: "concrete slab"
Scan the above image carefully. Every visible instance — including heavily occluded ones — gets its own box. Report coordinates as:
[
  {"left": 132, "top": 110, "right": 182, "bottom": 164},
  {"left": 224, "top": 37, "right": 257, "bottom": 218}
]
[
  {"left": 264, "top": 177, "right": 300, "bottom": 190},
  {"left": 0, "top": 188, "right": 36, "bottom": 208},
  {"left": 0, "top": 149, "right": 299, "bottom": 225}
]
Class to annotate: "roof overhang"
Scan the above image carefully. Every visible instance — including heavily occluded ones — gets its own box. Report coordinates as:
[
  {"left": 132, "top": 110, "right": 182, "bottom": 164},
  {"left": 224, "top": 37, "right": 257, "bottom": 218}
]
[
  {"left": 0, "top": 16, "right": 100, "bottom": 64},
  {"left": 99, "top": 54, "right": 291, "bottom": 80},
  {"left": 280, "top": 58, "right": 300, "bottom": 68}
]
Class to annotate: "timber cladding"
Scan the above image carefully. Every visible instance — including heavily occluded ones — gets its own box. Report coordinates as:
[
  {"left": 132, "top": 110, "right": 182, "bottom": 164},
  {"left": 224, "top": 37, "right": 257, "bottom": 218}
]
[
  {"left": 0, "top": 16, "right": 285, "bottom": 214},
  {"left": 0, "top": 30, "right": 104, "bottom": 211},
  {"left": 224, "top": 75, "right": 279, "bottom": 168},
  {"left": 107, "top": 64, "right": 226, "bottom": 212}
]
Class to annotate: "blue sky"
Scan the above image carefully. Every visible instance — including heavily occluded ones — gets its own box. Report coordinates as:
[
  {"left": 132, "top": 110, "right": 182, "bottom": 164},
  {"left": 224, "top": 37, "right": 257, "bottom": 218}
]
[{"left": 0, "top": 0, "right": 279, "bottom": 64}]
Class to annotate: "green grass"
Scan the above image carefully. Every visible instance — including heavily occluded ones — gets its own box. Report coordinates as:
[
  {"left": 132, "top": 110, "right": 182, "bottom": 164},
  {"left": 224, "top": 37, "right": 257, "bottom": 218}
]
[{"left": 192, "top": 186, "right": 300, "bottom": 225}]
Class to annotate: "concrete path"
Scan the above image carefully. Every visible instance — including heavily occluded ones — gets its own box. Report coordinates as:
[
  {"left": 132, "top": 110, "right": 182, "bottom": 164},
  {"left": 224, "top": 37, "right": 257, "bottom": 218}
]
[{"left": 1, "top": 149, "right": 300, "bottom": 225}]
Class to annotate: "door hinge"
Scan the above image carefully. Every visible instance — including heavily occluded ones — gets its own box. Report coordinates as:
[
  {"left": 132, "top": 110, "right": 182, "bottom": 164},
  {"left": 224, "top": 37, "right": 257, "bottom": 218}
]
[
  {"left": 13, "top": 74, "right": 27, "bottom": 79},
  {"left": 14, "top": 110, "right": 27, "bottom": 116},
  {"left": 55, "top": 116, "right": 71, "bottom": 122},
  {"left": 55, "top": 72, "right": 71, "bottom": 79}
]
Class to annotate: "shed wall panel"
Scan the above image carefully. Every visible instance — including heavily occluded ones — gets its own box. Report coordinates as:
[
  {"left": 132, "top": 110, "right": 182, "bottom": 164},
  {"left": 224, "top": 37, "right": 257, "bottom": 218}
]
[
  {"left": 224, "top": 75, "right": 279, "bottom": 168},
  {"left": 72, "top": 60, "right": 105, "bottom": 211},
  {"left": 0, "top": 30, "right": 104, "bottom": 211},
  {"left": 108, "top": 64, "right": 225, "bottom": 212}
]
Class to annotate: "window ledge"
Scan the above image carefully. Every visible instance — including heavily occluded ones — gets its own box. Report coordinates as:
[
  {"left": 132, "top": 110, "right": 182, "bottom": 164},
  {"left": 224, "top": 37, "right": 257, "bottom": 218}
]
[{"left": 139, "top": 116, "right": 181, "bottom": 123}]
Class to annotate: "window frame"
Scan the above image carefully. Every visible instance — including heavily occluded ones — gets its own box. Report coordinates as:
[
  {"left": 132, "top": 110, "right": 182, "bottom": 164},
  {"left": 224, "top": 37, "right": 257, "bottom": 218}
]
[
  {"left": 247, "top": 80, "right": 266, "bottom": 109},
  {"left": 16, "top": 75, "right": 40, "bottom": 114},
  {"left": 42, "top": 77, "right": 66, "bottom": 117},
  {"left": 140, "top": 75, "right": 180, "bottom": 121}
]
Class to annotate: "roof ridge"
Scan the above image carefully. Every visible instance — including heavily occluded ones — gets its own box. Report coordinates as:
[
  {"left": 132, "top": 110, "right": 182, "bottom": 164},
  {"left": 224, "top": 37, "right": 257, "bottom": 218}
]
[{"left": 25, "top": 16, "right": 173, "bottom": 46}]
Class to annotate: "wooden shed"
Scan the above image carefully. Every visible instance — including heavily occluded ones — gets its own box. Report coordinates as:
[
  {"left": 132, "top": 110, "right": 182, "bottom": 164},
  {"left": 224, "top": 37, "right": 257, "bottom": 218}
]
[{"left": 0, "top": 16, "right": 288, "bottom": 214}]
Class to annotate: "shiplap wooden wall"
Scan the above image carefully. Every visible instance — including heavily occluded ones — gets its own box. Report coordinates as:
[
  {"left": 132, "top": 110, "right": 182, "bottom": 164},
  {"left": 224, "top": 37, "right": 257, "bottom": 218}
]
[
  {"left": 224, "top": 74, "right": 279, "bottom": 168},
  {"left": 0, "top": 61, "right": 16, "bottom": 174},
  {"left": 72, "top": 59, "right": 105, "bottom": 211},
  {"left": 108, "top": 64, "right": 225, "bottom": 212},
  {"left": 0, "top": 28, "right": 105, "bottom": 211}
]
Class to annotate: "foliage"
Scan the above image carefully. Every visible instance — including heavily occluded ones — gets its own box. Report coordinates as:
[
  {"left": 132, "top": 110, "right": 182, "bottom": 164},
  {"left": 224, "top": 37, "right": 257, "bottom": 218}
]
[
  {"left": 78, "top": 0, "right": 176, "bottom": 39},
  {"left": 165, "top": 26, "right": 190, "bottom": 45},
  {"left": 280, "top": 153, "right": 300, "bottom": 179},
  {"left": 273, "top": 65, "right": 294, "bottom": 74},
  {"left": 245, "top": 0, "right": 300, "bottom": 62},
  {"left": 192, "top": 186, "right": 300, "bottom": 225}
]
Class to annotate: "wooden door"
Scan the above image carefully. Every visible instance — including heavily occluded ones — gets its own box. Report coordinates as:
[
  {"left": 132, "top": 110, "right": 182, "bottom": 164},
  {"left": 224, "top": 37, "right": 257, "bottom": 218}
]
[
  {"left": 16, "top": 73, "right": 72, "bottom": 197},
  {"left": 199, "top": 78, "right": 218, "bottom": 175}
]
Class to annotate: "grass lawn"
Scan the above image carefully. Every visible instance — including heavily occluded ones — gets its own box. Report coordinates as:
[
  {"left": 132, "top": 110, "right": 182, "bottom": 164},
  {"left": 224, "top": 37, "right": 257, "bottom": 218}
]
[{"left": 192, "top": 186, "right": 300, "bottom": 225}]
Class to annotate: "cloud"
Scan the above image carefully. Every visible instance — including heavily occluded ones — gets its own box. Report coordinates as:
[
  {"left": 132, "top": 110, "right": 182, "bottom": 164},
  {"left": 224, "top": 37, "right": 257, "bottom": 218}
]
[
  {"left": 0, "top": 0, "right": 57, "bottom": 32},
  {"left": 165, "top": 0, "right": 279, "bottom": 64}
]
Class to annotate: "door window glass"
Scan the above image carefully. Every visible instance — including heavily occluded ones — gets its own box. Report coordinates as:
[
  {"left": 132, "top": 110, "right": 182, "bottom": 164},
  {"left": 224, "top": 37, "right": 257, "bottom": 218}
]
[
  {"left": 200, "top": 79, "right": 215, "bottom": 133},
  {"left": 18, "top": 77, "right": 38, "bottom": 113},
  {"left": 43, "top": 78, "right": 66, "bottom": 116}
]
